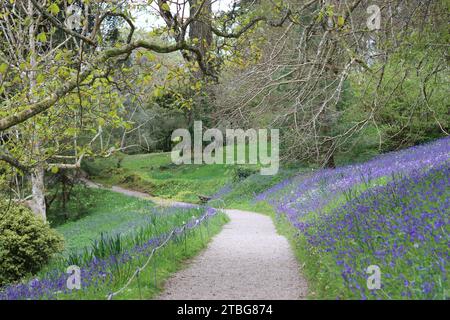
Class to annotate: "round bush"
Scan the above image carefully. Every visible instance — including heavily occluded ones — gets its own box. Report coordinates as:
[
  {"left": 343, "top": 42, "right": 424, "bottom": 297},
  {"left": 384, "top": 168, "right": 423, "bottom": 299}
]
[{"left": 0, "top": 200, "right": 64, "bottom": 286}]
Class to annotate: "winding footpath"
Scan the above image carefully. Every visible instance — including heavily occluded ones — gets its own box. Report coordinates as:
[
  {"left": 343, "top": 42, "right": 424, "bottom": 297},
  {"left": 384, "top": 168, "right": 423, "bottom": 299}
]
[
  {"left": 82, "top": 179, "right": 308, "bottom": 299},
  {"left": 158, "top": 209, "right": 307, "bottom": 300}
]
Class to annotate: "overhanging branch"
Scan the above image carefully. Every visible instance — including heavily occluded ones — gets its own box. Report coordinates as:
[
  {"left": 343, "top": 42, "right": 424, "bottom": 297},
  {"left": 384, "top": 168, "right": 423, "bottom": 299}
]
[
  {"left": 0, "top": 40, "right": 206, "bottom": 132},
  {"left": 210, "top": 9, "right": 292, "bottom": 39},
  {"left": 0, "top": 147, "right": 29, "bottom": 172}
]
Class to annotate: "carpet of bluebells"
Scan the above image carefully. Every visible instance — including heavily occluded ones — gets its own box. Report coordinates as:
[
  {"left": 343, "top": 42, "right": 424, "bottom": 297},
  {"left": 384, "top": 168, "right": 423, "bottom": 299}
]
[
  {"left": 0, "top": 206, "right": 219, "bottom": 300},
  {"left": 256, "top": 137, "right": 449, "bottom": 299}
]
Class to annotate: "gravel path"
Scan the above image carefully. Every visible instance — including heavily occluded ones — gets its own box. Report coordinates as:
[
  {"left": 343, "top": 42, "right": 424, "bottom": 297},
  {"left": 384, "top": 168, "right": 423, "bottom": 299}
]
[
  {"left": 81, "top": 179, "right": 308, "bottom": 299},
  {"left": 158, "top": 209, "right": 308, "bottom": 300},
  {"left": 80, "top": 178, "right": 194, "bottom": 208}
]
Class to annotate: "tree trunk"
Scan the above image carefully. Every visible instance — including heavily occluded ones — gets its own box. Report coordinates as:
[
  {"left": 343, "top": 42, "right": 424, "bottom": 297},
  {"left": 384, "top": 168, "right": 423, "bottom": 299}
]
[
  {"left": 189, "top": 0, "right": 212, "bottom": 79},
  {"left": 189, "top": 0, "right": 212, "bottom": 57},
  {"left": 185, "top": 0, "right": 213, "bottom": 128},
  {"left": 31, "top": 165, "right": 47, "bottom": 221},
  {"left": 28, "top": 0, "right": 46, "bottom": 221}
]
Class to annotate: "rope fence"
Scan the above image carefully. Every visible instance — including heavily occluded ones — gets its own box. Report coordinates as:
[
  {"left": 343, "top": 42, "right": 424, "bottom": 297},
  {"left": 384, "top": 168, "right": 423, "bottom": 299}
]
[{"left": 106, "top": 207, "right": 218, "bottom": 300}]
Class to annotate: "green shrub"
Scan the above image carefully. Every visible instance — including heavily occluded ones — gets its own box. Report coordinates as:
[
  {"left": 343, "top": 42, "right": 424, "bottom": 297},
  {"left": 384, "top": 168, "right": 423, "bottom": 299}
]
[
  {"left": 232, "top": 166, "right": 259, "bottom": 182},
  {"left": 0, "top": 200, "right": 64, "bottom": 286}
]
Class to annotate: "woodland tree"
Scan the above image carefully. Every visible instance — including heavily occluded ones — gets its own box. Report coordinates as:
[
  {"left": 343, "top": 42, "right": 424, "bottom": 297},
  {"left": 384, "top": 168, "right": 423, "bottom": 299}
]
[
  {"left": 213, "top": 0, "right": 449, "bottom": 166},
  {"left": 0, "top": 0, "right": 292, "bottom": 219}
]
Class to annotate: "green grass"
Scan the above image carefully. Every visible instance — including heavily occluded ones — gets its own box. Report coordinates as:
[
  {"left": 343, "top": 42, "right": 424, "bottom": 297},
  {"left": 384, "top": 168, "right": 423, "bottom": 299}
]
[
  {"left": 303, "top": 175, "right": 390, "bottom": 221},
  {"left": 209, "top": 168, "right": 300, "bottom": 210},
  {"left": 58, "top": 212, "right": 229, "bottom": 300},
  {"left": 31, "top": 186, "right": 230, "bottom": 300},
  {"left": 82, "top": 143, "right": 278, "bottom": 203},
  {"left": 50, "top": 187, "right": 156, "bottom": 254},
  {"left": 69, "top": 143, "right": 448, "bottom": 300},
  {"left": 72, "top": 149, "right": 318, "bottom": 299},
  {"left": 83, "top": 152, "right": 233, "bottom": 203},
  {"left": 28, "top": 145, "right": 284, "bottom": 300}
]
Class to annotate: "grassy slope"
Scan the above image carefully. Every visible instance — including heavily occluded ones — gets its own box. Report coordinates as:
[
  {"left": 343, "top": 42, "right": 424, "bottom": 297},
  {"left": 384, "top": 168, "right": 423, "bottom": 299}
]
[
  {"left": 31, "top": 187, "right": 230, "bottom": 300},
  {"left": 215, "top": 177, "right": 386, "bottom": 299},
  {"left": 84, "top": 152, "right": 232, "bottom": 203},
  {"left": 82, "top": 144, "right": 267, "bottom": 203},
  {"left": 208, "top": 168, "right": 300, "bottom": 211},
  {"left": 221, "top": 163, "right": 449, "bottom": 299},
  {"left": 51, "top": 187, "right": 154, "bottom": 254},
  {"left": 302, "top": 168, "right": 448, "bottom": 299},
  {"left": 62, "top": 212, "right": 229, "bottom": 300}
]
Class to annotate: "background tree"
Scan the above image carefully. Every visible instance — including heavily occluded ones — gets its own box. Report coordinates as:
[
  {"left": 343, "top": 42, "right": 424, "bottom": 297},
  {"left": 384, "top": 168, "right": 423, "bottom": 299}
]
[
  {"left": 213, "top": 0, "right": 448, "bottom": 167},
  {"left": 0, "top": 0, "right": 292, "bottom": 219}
]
